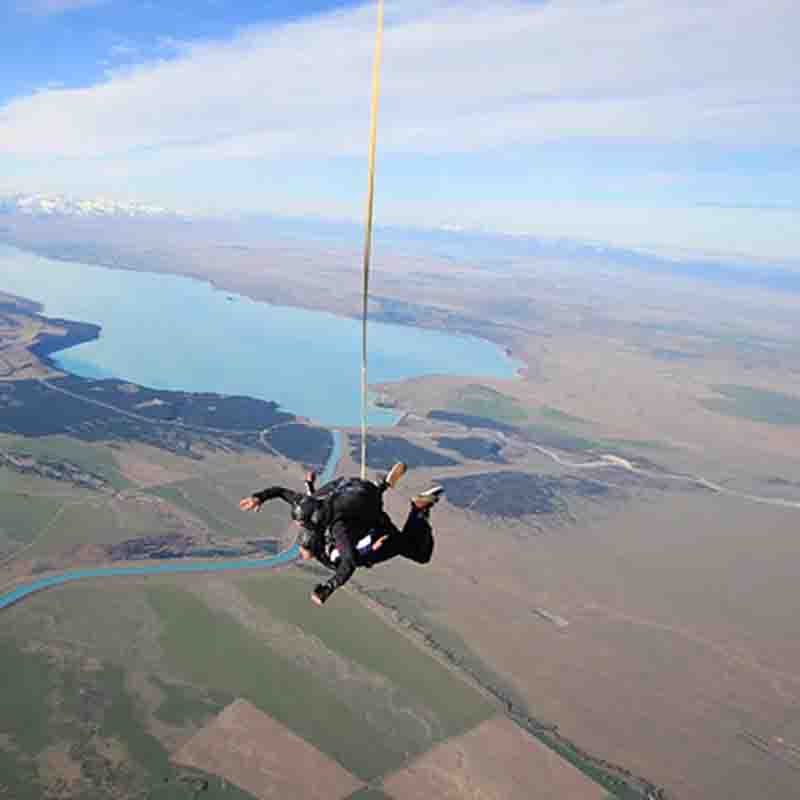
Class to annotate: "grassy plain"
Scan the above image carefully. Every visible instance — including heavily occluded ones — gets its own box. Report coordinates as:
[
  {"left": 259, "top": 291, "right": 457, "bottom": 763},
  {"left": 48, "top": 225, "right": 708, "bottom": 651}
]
[
  {"left": 0, "top": 492, "right": 63, "bottom": 545},
  {"left": 238, "top": 571, "right": 494, "bottom": 736},
  {"left": 0, "top": 432, "right": 132, "bottom": 491},
  {"left": 146, "top": 582, "right": 404, "bottom": 781},
  {"left": 0, "top": 569, "right": 502, "bottom": 797},
  {"left": 382, "top": 716, "right": 608, "bottom": 800},
  {"left": 701, "top": 384, "right": 800, "bottom": 426},
  {"left": 0, "top": 627, "right": 254, "bottom": 799},
  {"left": 146, "top": 474, "right": 287, "bottom": 539},
  {"left": 6, "top": 223, "right": 800, "bottom": 798},
  {"left": 174, "top": 699, "right": 364, "bottom": 800}
]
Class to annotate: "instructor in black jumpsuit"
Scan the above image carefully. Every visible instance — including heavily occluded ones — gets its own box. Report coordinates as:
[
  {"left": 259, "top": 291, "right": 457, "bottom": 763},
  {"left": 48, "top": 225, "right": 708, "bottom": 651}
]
[{"left": 239, "top": 465, "right": 441, "bottom": 606}]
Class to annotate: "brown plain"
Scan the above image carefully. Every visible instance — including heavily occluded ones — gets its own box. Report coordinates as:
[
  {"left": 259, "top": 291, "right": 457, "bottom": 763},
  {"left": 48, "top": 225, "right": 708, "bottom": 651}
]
[
  {"left": 382, "top": 715, "right": 608, "bottom": 800},
  {"left": 5, "top": 221, "right": 800, "bottom": 799},
  {"left": 172, "top": 699, "right": 363, "bottom": 800}
]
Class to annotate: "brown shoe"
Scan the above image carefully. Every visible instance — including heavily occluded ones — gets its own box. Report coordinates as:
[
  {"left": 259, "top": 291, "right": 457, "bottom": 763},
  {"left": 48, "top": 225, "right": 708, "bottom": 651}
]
[{"left": 379, "top": 462, "right": 407, "bottom": 491}]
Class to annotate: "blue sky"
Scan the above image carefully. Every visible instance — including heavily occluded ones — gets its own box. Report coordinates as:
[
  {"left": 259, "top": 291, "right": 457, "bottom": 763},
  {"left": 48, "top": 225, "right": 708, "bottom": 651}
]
[{"left": 1, "top": 0, "right": 798, "bottom": 262}]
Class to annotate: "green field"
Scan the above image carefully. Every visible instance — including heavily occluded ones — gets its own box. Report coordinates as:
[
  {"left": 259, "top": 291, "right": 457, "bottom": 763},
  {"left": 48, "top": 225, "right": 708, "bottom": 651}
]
[
  {"left": 359, "top": 587, "right": 530, "bottom": 713},
  {"left": 0, "top": 492, "right": 64, "bottom": 546},
  {"left": 0, "top": 465, "right": 86, "bottom": 496},
  {"left": 0, "top": 433, "right": 132, "bottom": 491},
  {"left": 146, "top": 582, "right": 416, "bottom": 781},
  {"left": 447, "top": 383, "right": 529, "bottom": 423},
  {"left": 443, "top": 386, "right": 636, "bottom": 455},
  {"left": 4, "top": 576, "right": 490, "bottom": 789},
  {"left": 239, "top": 572, "right": 494, "bottom": 737},
  {"left": 0, "top": 617, "right": 257, "bottom": 799},
  {"left": 0, "top": 637, "right": 60, "bottom": 800},
  {"left": 701, "top": 384, "right": 800, "bottom": 426},
  {"left": 22, "top": 500, "right": 122, "bottom": 558},
  {"left": 151, "top": 676, "right": 232, "bottom": 727},
  {"left": 539, "top": 405, "right": 589, "bottom": 426},
  {"left": 148, "top": 475, "right": 287, "bottom": 537}
]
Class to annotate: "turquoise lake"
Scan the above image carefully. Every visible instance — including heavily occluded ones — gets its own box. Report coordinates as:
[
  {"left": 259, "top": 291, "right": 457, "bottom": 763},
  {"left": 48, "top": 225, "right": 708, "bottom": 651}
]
[{"left": 0, "top": 244, "right": 520, "bottom": 427}]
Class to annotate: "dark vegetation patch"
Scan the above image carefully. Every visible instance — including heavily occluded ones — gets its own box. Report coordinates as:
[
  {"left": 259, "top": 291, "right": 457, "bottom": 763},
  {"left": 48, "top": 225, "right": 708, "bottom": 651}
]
[
  {"left": 52, "top": 375, "right": 293, "bottom": 429},
  {"left": 151, "top": 677, "right": 232, "bottom": 727},
  {"left": 0, "top": 377, "right": 332, "bottom": 467},
  {"left": 700, "top": 384, "right": 800, "bottom": 426},
  {"left": 428, "top": 410, "right": 517, "bottom": 435},
  {"left": 28, "top": 316, "right": 100, "bottom": 361},
  {"left": 438, "top": 471, "right": 609, "bottom": 519},
  {"left": 106, "top": 532, "right": 280, "bottom": 561},
  {"left": 764, "top": 476, "right": 800, "bottom": 487},
  {"left": 0, "top": 449, "right": 111, "bottom": 490},
  {"left": 350, "top": 435, "right": 459, "bottom": 470},
  {"left": 263, "top": 423, "right": 333, "bottom": 467},
  {"left": 434, "top": 436, "right": 506, "bottom": 463}
]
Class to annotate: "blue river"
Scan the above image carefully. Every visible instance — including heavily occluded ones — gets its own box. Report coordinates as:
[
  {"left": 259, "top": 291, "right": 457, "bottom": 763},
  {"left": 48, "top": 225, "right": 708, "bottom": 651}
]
[
  {"left": 0, "top": 242, "right": 518, "bottom": 611},
  {"left": 0, "top": 431, "right": 343, "bottom": 611}
]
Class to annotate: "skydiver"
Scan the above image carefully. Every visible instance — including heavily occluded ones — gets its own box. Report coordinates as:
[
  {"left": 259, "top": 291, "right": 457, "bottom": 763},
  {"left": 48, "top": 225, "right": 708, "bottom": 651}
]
[{"left": 239, "top": 462, "right": 443, "bottom": 606}]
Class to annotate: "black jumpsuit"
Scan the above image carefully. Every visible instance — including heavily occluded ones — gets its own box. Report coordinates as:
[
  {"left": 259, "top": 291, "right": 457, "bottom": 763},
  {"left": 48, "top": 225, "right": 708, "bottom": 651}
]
[{"left": 254, "top": 477, "right": 434, "bottom": 599}]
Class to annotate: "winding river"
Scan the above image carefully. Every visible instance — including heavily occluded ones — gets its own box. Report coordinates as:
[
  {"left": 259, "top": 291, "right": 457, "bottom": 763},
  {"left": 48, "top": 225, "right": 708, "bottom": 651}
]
[{"left": 0, "top": 431, "right": 344, "bottom": 612}]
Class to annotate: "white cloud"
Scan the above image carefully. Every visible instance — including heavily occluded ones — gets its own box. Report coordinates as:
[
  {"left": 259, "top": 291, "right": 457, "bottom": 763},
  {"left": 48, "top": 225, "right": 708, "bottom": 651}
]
[{"left": 1, "top": 0, "right": 797, "bottom": 160}]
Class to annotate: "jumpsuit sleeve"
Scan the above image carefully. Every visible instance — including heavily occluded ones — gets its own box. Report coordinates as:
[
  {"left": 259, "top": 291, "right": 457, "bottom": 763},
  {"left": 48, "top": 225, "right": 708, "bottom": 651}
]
[
  {"left": 324, "top": 520, "right": 358, "bottom": 593},
  {"left": 253, "top": 487, "right": 303, "bottom": 506}
]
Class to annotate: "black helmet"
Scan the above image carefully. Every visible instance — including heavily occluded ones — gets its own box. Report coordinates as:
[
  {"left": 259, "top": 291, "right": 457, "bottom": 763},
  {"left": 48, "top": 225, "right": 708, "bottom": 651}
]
[
  {"left": 296, "top": 524, "right": 323, "bottom": 555},
  {"left": 291, "top": 496, "right": 322, "bottom": 529}
]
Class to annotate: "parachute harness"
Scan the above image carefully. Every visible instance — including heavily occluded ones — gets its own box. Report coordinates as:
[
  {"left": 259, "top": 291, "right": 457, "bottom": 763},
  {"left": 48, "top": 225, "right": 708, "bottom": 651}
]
[{"left": 360, "top": 0, "right": 384, "bottom": 481}]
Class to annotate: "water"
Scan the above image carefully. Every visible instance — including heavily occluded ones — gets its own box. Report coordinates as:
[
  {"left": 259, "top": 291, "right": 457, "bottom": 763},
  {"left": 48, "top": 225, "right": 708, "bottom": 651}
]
[
  {"left": 0, "top": 431, "right": 344, "bottom": 612},
  {"left": 0, "top": 244, "right": 520, "bottom": 427}
]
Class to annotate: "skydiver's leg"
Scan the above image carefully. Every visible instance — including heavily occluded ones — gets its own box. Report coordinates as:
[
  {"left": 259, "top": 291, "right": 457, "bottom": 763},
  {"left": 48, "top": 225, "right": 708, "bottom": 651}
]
[
  {"left": 363, "top": 505, "right": 435, "bottom": 566},
  {"left": 360, "top": 512, "right": 404, "bottom": 566},
  {"left": 397, "top": 504, "right": 434, "bottom": 564}
]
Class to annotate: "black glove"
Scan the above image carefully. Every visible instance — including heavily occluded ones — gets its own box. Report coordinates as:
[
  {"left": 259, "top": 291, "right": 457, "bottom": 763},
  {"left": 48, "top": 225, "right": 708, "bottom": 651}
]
[{"left": 311, "top": 584, "right": 333, "bottom": 606}]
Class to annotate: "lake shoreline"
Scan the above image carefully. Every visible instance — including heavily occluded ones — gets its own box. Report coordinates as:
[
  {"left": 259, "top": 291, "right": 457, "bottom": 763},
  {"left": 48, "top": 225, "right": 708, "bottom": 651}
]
[
  {"left": 0, "top": 243, "right": 522, "bottom": 428},
  {"left": 0, "top": 239, "right": 526, "bottom": 380}
]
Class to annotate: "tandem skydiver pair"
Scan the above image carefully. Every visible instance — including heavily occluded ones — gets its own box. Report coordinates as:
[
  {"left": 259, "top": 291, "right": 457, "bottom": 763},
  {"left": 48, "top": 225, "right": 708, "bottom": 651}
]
[{"left": 239, "top": 462, "right": 442, "bottom": 606}]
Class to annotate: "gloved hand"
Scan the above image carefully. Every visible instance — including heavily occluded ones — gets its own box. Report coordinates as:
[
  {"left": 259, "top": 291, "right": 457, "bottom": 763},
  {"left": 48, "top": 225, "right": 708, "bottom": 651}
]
[{"left": 311, "top": 584, "right": 333, "bottom": 606}]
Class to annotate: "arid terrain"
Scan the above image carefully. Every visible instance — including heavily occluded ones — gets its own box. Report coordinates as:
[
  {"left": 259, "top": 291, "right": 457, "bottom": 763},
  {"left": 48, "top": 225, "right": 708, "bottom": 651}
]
[{"left": 2, "top": 215, "right": 800, "bottom": 799}]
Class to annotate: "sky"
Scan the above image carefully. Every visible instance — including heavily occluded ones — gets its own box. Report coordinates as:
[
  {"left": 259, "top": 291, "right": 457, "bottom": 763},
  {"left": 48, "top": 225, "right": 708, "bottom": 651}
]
[{"left": 1, "top": 0, "right": 798, "bottom": 262}]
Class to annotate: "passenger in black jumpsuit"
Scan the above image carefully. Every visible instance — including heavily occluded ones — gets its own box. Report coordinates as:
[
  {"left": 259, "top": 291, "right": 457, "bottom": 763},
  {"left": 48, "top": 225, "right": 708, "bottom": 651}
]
[{"left": 239, "top": 464, "right": 441, "bottom": 606}]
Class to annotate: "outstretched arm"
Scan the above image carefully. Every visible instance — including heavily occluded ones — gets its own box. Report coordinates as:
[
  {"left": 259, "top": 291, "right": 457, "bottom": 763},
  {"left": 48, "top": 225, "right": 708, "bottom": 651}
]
[{"left": 239, "top": 486, "right": 303, "bottom": 511}]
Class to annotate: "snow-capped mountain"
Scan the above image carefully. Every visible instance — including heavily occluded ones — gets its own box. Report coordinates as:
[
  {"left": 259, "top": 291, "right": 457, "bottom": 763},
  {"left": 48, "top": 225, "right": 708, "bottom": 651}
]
[{"left": 0, "top": 193, "right": 184, "bottom": 219}]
